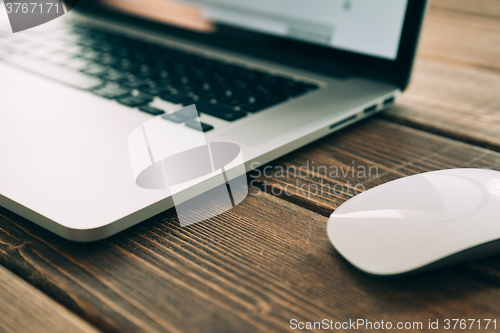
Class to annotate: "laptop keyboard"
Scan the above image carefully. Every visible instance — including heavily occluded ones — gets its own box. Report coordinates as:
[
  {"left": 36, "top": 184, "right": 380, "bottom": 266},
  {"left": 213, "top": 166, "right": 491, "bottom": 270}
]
[{"left": 1, "top": 22, "right": 319, "bottom": 132}]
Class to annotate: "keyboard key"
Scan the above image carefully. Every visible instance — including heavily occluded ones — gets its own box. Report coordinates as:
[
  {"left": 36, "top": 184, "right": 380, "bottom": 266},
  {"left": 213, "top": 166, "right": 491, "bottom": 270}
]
[
  {"left": 240, "top": 95, "right": 288, "bottom": 113},
  {"left": 240, "top": 97, "right": 286, "bottom": 113},
  {"left": 82, "top": 63, "right": 108, "bottom": 76},
  {"left": 217, "top": 94, "right": 247, "bottom": 106},
  {"left": 78, "top": 48, "right": 101, "bottom": 61},
  {"left": 100, "top": 69, "right": 128, "bottom": 82},
  {"left": 139, "top": 83, "right": 166, "bottom": 96},
  {"left": 92, "top": 85, "right": 131, "bottom": 99},
  {"left": 175, "top": 106, "right": 199, "bottom": 119},
  {"left": 65, "top": 58, "right": 92, "bottom": 71},
  {"left": 45, "top": 52, "right": 77, "bottom": 66},
  {"left": 114, "top": 58, "right": 138, "bottom": 72},
  {"left": 134, "top": 64, "right": 157, "bottom": 78},
  {"left": 185, "top": 120, "right": 214, "bottom": 132},
  {"left": 159, "top": 92, "right": 190, "bottom": 104},
  {"left": 161, "top": 112, "right": 191, "bottom": 124},
  {"left": 195, "top": 102, "right": 246, "bottom": 121},
  {"left": 120, "top": 76, "right": 149, "bottom": 89},
  {"left": 98, "top": 53, "right": 118, "bottom": 66},
  {"left": 4, "top": 56, "right": 103, "bottom": 90},
  {"left": 300, "top": 82, "right": 319, "bottom": 91},
  {"left": 117, "top": 95, "right": 153, "bottom": 107},
  {"left": 286, "top": 81, "right": 319, "bottom": 97},
  {"left": 179, "top": 97, "right": 199, "bottom": 106},
  {"left": 138, "top": 105, "right": 165, "bottom": 115},
  {"left": 194, "top": 88, "right": 216, "bottom": 99}
]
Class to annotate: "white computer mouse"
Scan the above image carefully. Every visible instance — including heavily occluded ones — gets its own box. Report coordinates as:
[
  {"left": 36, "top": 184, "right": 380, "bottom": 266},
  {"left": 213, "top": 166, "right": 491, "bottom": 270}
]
[{"left": 327, "top": 168, "right": 500, "bottom": 276}]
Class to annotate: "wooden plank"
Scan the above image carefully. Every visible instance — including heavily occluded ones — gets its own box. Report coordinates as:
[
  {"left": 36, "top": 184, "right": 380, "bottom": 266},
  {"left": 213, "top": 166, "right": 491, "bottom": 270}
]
[
  {"left": 418, "top": 8, "right": 500, "bottom": 72},
  {"left": 380, "top": 5, "right": 500, "bottom": 152},
  {"left": 2, "top": 120, "right": 500, "bottom": 332},
  {"left": 431, "top": 0, "right": 500, "bottom": 18},
  {"left": 0, "top": 264, "right": 99, "bottom": 333},
  {"left": 383, "top": 60, "right": 500, "bottom": 151},
  {"left": 251, "top": 118, "right": 500, "bottom": 216}
]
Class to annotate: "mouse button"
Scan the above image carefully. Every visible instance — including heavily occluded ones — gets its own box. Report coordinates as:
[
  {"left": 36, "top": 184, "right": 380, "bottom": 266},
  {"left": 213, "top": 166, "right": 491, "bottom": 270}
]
[
  {"left": 334, "top": 174, "right": 485, "bottom": 222},
  {"left": 328, "top": 217, "right": 469, "bottom": 275},
  {"left": 486, "top": 178, "right": 500, "bottom": 197},
  {"left": 327, "top": 218, "right": 439, "bottom": 275},
  {"left": 330, "top": 209, "right": 454, "bottom": 221},
  {"left": 423, "top": 174, "right": 485, "bottom": 220},
  {"left": 334, "top": 175, "right": 448, "bottom": 215}
]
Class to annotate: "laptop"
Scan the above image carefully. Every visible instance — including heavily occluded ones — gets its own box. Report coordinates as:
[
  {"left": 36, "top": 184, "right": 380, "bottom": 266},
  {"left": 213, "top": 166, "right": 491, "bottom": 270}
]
[{"left": 0, "top": 0, "right": 428, "bottom": 241}]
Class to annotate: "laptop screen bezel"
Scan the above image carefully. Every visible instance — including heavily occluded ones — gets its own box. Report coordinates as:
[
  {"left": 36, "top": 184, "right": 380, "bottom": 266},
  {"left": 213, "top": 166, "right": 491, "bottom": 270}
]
[{"left": 75, "top": 0, "right": 428, "bottom": 90}]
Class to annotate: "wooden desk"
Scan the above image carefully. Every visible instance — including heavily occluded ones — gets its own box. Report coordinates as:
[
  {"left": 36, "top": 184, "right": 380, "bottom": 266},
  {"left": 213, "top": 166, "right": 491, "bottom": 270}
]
[{"left": 1, "top": 1, "right": 500, "bottom": 332}]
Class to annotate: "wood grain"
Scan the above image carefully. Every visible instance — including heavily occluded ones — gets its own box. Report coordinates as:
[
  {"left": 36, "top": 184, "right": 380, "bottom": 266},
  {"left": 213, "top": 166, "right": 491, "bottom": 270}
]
[
  {"left": 2, "top": 120, "right": 500, "bottom": 332},
  {"left": 250, "top": 118, "right": 500, "bottom": 217},
  {"left": 431, "top": 0, "right": 500, "bottom": 18},
  {"left": 0, "top": 263, "right": 99, "bottom": 333},
  {"left": 384, "top": 60, "right": 500, "bottom": 151},
  {"left": 381, "top": 5, "right": 500, "bottom": 152},
  {"left": 419, "top": 8, "right": 500, "bottom": 73}
]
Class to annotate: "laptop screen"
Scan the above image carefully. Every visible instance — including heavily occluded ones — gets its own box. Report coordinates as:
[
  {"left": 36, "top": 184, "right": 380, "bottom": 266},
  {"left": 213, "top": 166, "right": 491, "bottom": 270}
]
[{"left": 100, "top": 0, "right": 409, "bottom": 60}]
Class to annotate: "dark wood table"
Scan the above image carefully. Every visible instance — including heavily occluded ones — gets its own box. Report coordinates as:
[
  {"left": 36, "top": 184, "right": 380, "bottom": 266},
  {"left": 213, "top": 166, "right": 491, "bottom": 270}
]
[{"left": 1, "top": 1, "right": 500, "bottom": 332}]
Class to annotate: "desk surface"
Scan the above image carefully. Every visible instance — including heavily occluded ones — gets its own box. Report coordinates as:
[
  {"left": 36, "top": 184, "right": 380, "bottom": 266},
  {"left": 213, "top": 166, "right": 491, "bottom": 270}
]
[{"left": 1, "top": 1, "right": 500, "bottom": 332}]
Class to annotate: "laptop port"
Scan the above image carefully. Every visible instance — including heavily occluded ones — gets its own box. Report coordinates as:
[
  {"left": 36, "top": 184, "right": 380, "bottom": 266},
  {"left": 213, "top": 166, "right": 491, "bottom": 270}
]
[
  {"left": 363, "top": 105, "right": 378, "bottom": 114},
  {"left": 329, "top": 115, "right": 357, "bottom": 130},
  {"left": 384, "top": 97, "right": 395, "bottom": 106}
]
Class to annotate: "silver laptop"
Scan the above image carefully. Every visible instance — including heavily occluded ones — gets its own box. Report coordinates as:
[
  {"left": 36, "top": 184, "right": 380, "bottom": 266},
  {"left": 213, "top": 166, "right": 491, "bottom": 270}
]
[{"left": 0, "top": 0, "right": 428, "bottom": 241}]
